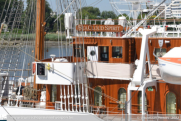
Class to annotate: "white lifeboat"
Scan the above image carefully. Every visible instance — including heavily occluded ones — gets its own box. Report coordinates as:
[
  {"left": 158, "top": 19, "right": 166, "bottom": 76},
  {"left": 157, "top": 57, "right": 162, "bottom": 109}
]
[{"left": 158, "top": 47, "right": 181, "bottom": 84}]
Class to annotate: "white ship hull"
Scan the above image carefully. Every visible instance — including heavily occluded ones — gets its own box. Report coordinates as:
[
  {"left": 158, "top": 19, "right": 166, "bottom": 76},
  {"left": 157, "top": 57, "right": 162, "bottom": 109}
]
[
  {"left": 0, "top": 106, "right": 101, "bottom": 121},
  {"left": 158, "top": 58, "right": 181, "bottom": 84}
]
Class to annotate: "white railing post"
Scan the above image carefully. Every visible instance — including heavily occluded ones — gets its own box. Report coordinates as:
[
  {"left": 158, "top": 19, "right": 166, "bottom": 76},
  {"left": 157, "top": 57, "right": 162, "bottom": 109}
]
[
  {"left": 157, "top": 112, "right": 158, "bottom": 121},
  {"left": 122, "top": 108, "right": 123, "bottom": 121},
  {"left": 107, "top": 107, "right": 109, "bottom": 121},
  {"left": 95, "top": 20, "right": 96, "bottom": 36},
  {"left": 60, "top": 85, "right": 63, "bottom": 111}
]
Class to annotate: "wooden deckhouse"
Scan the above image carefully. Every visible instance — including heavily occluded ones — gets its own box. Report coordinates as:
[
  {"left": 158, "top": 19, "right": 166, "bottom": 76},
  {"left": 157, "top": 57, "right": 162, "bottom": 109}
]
[
  {"left": 33, "top": 0, "right": 181, "bottom": 115},
  {"left": 73, "top": 36, "right": 181, "bottom": 114},
  {"left": 42, "top": 24, "right": 181, "bottom": 114}
]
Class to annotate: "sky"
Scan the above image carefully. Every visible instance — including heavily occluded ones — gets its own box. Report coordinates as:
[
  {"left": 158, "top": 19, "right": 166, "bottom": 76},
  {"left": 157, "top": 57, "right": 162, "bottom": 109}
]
[
  {"left": 47, "top": 0, "right": 113, "bottom": 12},
  {"left": 85, "top": 0, "right": 113, "bottom": 12},
  {"left": 46, "top": 0, "right": 172, "bottom": 16}
]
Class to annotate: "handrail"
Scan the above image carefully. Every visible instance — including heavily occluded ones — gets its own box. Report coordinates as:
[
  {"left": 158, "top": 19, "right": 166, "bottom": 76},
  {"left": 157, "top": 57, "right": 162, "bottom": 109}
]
[{"left": 76, "top": 19, "right": 181, "bottom": 21}]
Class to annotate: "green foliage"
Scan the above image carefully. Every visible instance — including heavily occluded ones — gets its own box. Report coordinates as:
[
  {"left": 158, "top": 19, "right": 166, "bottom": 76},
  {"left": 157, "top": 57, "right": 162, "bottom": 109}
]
[
  {"left": 12, "top": 29, "right": 23, "bottom": 34},
  {"left": 150, "top": 15, "right": 157, "bottom": 19},
  {"left": 45, "top": 0, "right": 52, "bottom": 19},
  {"left": 46, "top": 14, "right": 65, "bottom": 32},
  {"left": 137, "top": 12, "right": 147, "bottom": 20},
  {"left": 101, "top": 11, "right": 117, "bottom": 19},
  {"left": 0, "top": 0, "right": 6, "bottom": 13},
  {"left": 0, "top": 0, "right": 12, "bottom": 21},
  {"left": 0, "top": 0, "right": 21, "bottom": 23},
  {"left": 118, "top": 13, "right": 132, "bottom": 20},
  {"left": 45, "top": 33, "right": 66, "bottom": 41},
  {"left": 77, "top": 7, "right": 101, "bottom": 19}
]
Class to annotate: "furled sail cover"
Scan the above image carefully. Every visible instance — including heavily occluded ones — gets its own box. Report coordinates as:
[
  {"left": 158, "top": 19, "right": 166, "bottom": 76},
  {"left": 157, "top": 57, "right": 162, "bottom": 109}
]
[{"left": 86, "top": 62, "right": 135, "bottom": 80}]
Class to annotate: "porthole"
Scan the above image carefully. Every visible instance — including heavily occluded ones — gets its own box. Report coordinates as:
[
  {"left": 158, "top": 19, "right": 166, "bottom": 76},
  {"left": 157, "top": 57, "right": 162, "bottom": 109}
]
[{"left": 90, "top": 50, "right": 96, "bottom": 56}]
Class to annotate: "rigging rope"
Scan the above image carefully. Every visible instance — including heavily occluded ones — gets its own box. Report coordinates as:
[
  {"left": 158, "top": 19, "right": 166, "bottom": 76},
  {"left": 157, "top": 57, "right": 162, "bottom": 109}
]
[
  {"left": 54, "top": 0, "right": 76, "bottom": 22},
  {"left": 3, "top": 0, "right": 12, "bottom": 23},
  {"left": 0, "top": 0, "right": 8, "bottom": 23},
  {"left": 88, "top": 0, "right": 102, "bottom": 7},
  {"left": 15, "top": 0, "right": 36, "bottom": 105},
  {"left": 0, "top": 0, "right": 121, "bottom": 105},
  {"left": 5, "top": 40, "right": 120, "bottom": 103},
  {"left": 56, "top": 0, "right": 61, "bottom": 58}
]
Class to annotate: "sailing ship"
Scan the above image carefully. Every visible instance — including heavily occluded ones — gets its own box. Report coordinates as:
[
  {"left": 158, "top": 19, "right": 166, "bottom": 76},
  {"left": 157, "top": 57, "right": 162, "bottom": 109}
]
[{"left": 1, "top": 0, "right": 181, "bottom": 120}]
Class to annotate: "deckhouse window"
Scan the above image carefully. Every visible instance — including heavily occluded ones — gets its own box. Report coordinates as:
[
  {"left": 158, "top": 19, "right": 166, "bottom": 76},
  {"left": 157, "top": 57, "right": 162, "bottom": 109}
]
[
  {"left": 51, "top": 85, "right": 57, "bottom": 102},
  {"left": 155, "top": 48, "right": 166, "bottom": 60},
  {"left": 138, "top": 92, "right": 147, "bottom": 113},
  {"left": 118, "top": 88, "right": 126, "bottom": 109},
  {"left": 112, "top": 47, "right": 122, "bottom": 58},
  {"left": 94, "top": 87, "right": 102, "bottom": 106},
  {"left": 74, "top": 45, "right": 84, "bottom": 57},
  {"left": 166, "top": 92, "right": 176, "bottom": 114},
  {"left": 100, "top": 46, "right": 109, "bottom": 61}
]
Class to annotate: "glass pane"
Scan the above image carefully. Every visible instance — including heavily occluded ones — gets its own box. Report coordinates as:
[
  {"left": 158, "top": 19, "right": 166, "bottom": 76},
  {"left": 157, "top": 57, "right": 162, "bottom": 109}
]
[
  {"left": 51, "top": 85, "right": 57, "bottom": 102},
  {"left": 74, "top": 45, "right": 84, "bottom": 57},
  {"left": 155, "top": 48, "right": 167, "bottom": 60},
  {"left": 100, "top": 46, "right": 109, "bottom": 61},
  {"left": 166, "top": 92, "right": 176, "bottom": 114},
  {"left": 118, "top": 88, "right": 126, "bottom": 109},
  {"left": 112, "top": 47, "right": 122, "bottom": 58},
  {"left": 94, "top": 87, "right": 102, "bottom": 106},
  {"left": 138, "top": 92, "right": 147, "bottom": 113}
]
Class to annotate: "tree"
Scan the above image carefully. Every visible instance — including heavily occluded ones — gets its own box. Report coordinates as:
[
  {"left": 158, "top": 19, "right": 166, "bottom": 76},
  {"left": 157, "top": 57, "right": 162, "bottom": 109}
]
[
  {"left": 0, "top": 0, "right": 9, "bottom": 22},
  {"left": 45, "top": 0, "right": 52, "bottom": 19},
  {"left": 101, "top": 11, "right": 117, "bottom": 19},
  {"left": 118, "top": 13, "right": 132, "bottom": 20},
  {"left": 48, "top": 14, "right": 65, "bottom": 32},
  {"left": 77, "top": 7, "right": 101, "bottom": 19},
  {"left": 137, "top": 12, "right": 147, "bottom": 20},
  {"left": 26, "top": 0, "right": 52, "bottom": 19},
  {"left": 0, "top": 0, "right": 20, "bottom": 23}
]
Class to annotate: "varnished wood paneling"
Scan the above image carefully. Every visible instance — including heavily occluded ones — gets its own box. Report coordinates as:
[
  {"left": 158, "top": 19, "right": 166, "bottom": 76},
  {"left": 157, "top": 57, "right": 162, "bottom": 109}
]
[
  {"left": 73, "top": 37, "right": 134, "bottom": 63},
  {"left": 89, "top": 78, "right": 181, "bottom": 114},
  {"left": 46, "top": 85, "right": 51, "bottom": 109},
  {"left": 44, "top": 37, "right": 181, "bottom": 114},
  {"left": 135, "top": 38, "right": 181, "bottom": 63}
]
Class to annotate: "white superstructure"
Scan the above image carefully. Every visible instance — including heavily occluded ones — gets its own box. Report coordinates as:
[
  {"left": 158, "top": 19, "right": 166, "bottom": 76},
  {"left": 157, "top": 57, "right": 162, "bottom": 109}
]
[
  {"left": 154, "top": 0, "right": 181, "bottom": 19},
  {"left": 169, "top": 0, "right": 181, "bottom": 18}
]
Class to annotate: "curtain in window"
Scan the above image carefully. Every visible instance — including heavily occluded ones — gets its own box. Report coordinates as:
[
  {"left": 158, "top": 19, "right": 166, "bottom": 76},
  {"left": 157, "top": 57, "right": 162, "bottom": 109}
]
[
  {"left": 118, "top": 88, "right": 126, "bottom": 109},
  {"left": 94, "top": 87, "right": 102, "bottom": 106},
  {"left": 166, "top": 92, "right": 176, "bottom": 114}
]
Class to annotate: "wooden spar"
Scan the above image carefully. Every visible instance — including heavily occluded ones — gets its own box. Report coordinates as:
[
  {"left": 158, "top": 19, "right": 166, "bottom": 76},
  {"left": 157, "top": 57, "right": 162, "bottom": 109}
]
[{"left": 34, "top": 0, "right": 46, "bottom": 89}]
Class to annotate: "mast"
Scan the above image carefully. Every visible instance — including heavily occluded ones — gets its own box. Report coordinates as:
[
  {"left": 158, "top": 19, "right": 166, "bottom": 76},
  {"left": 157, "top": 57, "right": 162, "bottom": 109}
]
[{"left": 34, "top": 0, "right": 46, "bottom": 89}]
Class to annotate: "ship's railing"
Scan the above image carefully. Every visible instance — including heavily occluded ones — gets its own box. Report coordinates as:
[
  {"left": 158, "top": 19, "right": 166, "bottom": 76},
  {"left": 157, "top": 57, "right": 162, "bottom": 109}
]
[
  {"left": 74, "top": 19, "right": 181, "bottom": 38},
  {"left": 76, "top": 19, "right": 181, "bottom": 26}
]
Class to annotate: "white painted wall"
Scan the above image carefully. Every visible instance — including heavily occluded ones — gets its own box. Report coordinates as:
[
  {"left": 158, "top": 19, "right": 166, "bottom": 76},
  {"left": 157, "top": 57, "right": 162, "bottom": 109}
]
[
  {"left": 36, "top": 63, "right": 74, "bottom": 85},
  {"left": 87, "top": 46, "right": 98, "bottom": 61}
]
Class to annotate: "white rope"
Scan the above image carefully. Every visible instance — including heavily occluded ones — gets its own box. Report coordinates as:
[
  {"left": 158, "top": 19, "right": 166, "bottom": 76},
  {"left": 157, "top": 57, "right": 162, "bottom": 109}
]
[
  {"left": 54, "top": 0, "right": 76, "bottom": 22},
  {"left": 56, "top": 0, "right": 61, "bottom": 58},
  {"left": 17, "top": 0, "right": 34, "bottom": 105}
]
